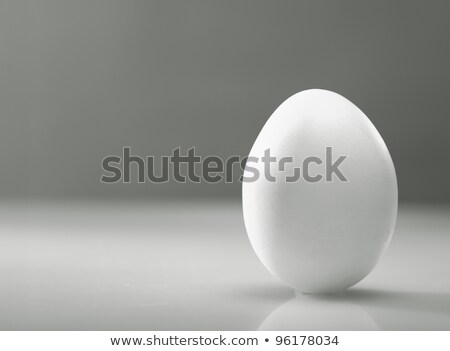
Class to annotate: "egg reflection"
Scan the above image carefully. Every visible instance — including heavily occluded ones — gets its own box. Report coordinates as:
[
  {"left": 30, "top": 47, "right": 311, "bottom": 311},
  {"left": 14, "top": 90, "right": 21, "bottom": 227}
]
[{"left": 259, "top": 291, "right": 379, "bottom": 331}]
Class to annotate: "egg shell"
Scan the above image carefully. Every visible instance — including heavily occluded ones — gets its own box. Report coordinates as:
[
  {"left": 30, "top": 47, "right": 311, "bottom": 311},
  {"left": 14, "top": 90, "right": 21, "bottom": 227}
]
[{"left": 242, "top": 89, "right": 397, "bottom": 293}]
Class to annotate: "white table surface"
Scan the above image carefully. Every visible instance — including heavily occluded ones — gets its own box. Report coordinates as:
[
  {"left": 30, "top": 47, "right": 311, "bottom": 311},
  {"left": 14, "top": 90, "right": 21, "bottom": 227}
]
[{"left": 1, "top": 200, "right": 449, "bottom": 330}]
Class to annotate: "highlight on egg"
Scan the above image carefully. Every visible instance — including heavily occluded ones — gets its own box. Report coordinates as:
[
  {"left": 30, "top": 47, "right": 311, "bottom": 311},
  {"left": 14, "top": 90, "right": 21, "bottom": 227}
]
[{"left": 242, "top": 89, "right": 398, "bottom": 294}]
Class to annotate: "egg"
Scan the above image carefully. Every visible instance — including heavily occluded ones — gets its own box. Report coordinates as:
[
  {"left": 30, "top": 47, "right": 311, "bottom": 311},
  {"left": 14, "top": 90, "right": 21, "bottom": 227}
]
[{"left": 242, "top": 89, "right": 397, "bottom": 294}]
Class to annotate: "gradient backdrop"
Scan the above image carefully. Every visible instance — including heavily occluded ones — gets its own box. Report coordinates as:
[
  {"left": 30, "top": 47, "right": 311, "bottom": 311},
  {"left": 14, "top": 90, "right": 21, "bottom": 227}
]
[
  {"left": 1, "top": 0, "right": 450, "bottom": 332},
  {"left": 1, "top": 0, "right": 449, "bottom": 202}
]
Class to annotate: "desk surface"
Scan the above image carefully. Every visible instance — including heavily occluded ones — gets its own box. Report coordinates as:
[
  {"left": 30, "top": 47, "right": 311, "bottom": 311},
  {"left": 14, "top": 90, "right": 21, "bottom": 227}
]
[{"left": 1, "top": 200, "right": 449, "bottom": 330}]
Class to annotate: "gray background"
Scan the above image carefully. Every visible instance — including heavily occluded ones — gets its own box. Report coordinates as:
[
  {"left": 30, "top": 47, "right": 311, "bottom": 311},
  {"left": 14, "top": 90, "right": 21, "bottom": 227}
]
[
  {"left": 2, "top": 1, "right": 450, "bottom": 332},
  {"left": 1, "top": 0, "right": 449, "bottom": 202}
]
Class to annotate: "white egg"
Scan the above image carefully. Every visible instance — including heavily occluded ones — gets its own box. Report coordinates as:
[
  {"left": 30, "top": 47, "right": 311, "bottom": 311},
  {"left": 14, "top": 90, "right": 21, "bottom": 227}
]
[{"left": 242, "top": 89, "right": 397, "bottom": 294}]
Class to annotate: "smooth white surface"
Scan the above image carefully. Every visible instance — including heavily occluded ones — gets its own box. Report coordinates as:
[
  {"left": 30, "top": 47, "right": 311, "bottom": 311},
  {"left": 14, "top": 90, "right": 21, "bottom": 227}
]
[
  {"left": 243, "top": 89, "right": 397, "bottom": 293},
  {"left": 0, "top": 201, "right": 449, "bottom": 331}
]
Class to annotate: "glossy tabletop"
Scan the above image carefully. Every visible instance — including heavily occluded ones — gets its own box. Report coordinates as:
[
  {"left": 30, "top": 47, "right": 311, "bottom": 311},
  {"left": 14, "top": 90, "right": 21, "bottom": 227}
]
[{"left": 1, "top": 200, "right": 449, "bottom": 330}]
